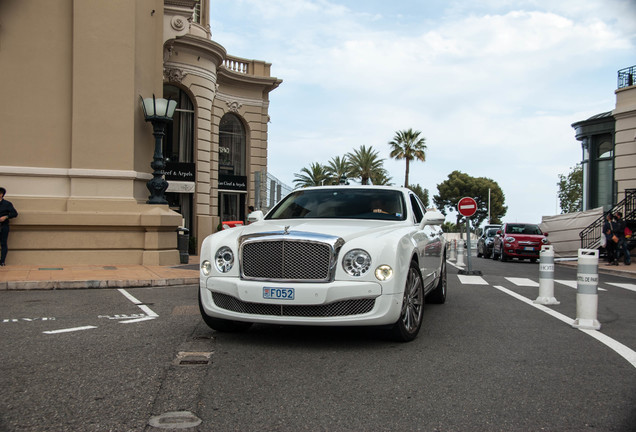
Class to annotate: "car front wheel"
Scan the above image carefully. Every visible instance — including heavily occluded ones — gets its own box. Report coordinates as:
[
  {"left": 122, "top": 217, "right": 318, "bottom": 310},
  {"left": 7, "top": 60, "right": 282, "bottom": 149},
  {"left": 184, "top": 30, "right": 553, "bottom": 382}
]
[
  {"left": 426, "top": 258, "right": 446, "bottom": 304},
  {"left": 390, "top": 261, "right": 424, "bottom": 342},
  {"left": 198, "top": 290, "right": 252, "bottom": 333}
]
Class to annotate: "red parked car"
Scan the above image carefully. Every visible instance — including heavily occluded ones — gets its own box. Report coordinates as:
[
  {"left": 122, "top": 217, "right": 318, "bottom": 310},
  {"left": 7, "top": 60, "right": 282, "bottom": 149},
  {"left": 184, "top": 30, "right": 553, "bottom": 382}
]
[{"left": 492, "top": 223, "right": 549, "bottom": 262}]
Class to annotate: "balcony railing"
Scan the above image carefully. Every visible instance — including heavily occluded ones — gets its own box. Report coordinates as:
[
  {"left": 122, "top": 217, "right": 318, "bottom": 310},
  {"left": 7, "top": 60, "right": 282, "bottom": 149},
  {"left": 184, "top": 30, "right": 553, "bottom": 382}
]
[
  {"left": 221, "top": 55, "right": 274, "bottom": 78},
  {"left": 618, "top": 66, "right": 635, "bottom": 89}
]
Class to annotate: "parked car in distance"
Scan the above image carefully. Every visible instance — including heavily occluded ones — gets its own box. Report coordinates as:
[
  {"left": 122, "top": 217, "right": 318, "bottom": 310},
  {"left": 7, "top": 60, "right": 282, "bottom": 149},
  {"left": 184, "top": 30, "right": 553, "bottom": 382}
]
[
  {"left": 477, "top": 227, "right": 499, "bottom": 258},
  {"left": 199, "top": 185, "right": 447, "bottom": 342},
  {"left": 492, "top": 223, "right": 549, "bottom": 262}
]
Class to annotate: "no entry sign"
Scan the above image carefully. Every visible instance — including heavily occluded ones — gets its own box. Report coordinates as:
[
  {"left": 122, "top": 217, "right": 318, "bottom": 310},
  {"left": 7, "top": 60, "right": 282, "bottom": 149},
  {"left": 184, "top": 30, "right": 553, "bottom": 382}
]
[{"left": 458, "top": 197, "right": 477, "bottom": 217}]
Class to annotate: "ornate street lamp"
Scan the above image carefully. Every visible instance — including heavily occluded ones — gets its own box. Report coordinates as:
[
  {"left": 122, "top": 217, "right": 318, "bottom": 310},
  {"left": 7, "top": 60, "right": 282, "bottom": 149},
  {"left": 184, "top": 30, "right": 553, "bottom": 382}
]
[{"left": 140, "top": 95, "right": 177, "bottom": 204}]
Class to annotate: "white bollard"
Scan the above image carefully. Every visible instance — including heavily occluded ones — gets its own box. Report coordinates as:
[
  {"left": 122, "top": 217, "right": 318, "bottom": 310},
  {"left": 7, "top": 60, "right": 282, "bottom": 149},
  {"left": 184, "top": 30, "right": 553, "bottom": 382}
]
[
  {"left": 456, "top": 239, "right": 465, "bottom": 267},
  {"left": 572, "top": 249, "right": 601, "bottom": 330},
  {"left": 449, "top": 240, "right": 457, "bottom": 261},
  {"left": 534, "top": 245, "right": 559, "bottom": 305}
]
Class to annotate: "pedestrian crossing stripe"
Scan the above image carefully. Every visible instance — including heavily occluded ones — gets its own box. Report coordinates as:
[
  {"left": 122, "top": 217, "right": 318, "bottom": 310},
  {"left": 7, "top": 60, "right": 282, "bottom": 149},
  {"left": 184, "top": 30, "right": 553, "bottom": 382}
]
[
  {"left": 505, "top": 277, "right": 539, "bottom": 287},
  {"left": 457, "top": 275, "right": 488, "bottom": 285},
  {"left": 454, "top": 275, "right": 617, "bottom": 292},
  {"left": 605, "top": 282, "right": 636, "bottom": 293}
]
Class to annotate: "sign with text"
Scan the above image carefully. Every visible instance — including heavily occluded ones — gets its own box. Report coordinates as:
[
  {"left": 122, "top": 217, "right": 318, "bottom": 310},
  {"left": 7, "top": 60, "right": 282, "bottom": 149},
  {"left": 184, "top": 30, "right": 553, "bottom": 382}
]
[
  {"left": 219, "top": 174, "right": 247, "bottom": 191},
  {"left": 458, "top": 197, "right": 477, "bottom": 217},
  {"left": 165, "top": 162, "right": 195, "bottom": 182}
]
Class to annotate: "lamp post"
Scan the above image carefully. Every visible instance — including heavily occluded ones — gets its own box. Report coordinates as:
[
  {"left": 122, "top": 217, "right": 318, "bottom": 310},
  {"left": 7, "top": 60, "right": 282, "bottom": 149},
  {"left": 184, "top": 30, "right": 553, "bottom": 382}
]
[{"left": 140, "top": 95, "right": 177, "bottom": 204}]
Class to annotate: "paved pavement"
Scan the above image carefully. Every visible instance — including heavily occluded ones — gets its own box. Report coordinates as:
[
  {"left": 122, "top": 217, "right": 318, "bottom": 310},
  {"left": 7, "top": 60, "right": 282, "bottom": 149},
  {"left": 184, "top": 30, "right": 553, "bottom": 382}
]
[
  {"left": 0, "top": 254, "right": 634, "bottom": 290},
  {"left": 0, "top": 257, "right": 199, "bottom": 290}
]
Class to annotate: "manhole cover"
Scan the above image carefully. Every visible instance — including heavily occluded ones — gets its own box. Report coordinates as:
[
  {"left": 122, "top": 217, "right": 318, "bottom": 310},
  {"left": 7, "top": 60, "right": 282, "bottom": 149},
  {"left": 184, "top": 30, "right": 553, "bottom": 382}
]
[{"left": 148, "top": 411, "right": 202, "bottom": 429}]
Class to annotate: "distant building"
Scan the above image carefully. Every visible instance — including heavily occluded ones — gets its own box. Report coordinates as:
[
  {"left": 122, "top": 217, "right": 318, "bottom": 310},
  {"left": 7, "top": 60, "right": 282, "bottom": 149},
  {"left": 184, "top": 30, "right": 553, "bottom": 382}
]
[
  {"left": 0, "top": 0, "right": 281, "bottom": 265},
  {"left": 572, "top": 66, "right": 636, "bottom": 211}
]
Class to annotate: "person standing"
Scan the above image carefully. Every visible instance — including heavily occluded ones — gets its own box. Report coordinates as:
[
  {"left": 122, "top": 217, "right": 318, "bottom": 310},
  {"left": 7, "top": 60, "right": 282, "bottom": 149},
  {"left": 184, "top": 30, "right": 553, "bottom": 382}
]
[
  {"left": 603, "top": 212, "right": 618, "bottom": 266},
  {"left": 615, "top": 211, "right": 631, "bottom": 265},
  {"left": 0, "top": 187, "right": 18, "bottom": 266}
]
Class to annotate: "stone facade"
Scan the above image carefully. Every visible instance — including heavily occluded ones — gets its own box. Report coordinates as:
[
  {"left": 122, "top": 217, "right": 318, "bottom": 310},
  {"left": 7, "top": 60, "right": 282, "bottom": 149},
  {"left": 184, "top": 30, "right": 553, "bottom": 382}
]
[{"left": 0, "top": 0, "right": 280, "bottom": 266}]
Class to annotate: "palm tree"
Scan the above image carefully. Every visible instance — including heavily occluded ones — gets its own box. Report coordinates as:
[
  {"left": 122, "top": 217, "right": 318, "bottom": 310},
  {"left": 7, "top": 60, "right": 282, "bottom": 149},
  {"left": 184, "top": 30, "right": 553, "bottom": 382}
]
[
  {"left": 293, "top": 162, "right": 329, "bottom": 188},
  {"left": 389, "top": 128, "right": 427, "bottom": 187},
  {"left": 370, "top": 168, "right": 393, "bottom": 186},
  {"left": 325, "top": 155, "right": 350, "bottom": 185},
  {"left": 347, "top": 145, "right": 385, "bottom": 185}
]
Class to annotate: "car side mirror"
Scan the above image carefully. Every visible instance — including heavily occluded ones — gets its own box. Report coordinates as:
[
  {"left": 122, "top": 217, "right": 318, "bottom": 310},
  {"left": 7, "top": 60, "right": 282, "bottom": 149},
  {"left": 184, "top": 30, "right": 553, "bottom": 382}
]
[
  {"left": 544, "top": 232, "right": 549, "bottom": 237},
  {"left": 247, "top": 210, "right": 264, "bottom": 224},
  {"left": 420, "top": 210, "right": 445, "bottom": 228}
]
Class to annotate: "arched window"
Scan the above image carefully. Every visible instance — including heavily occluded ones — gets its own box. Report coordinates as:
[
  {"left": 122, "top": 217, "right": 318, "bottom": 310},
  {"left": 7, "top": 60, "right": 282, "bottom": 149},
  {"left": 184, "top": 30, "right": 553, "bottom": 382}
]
[
  {"left": 219, "top": 113, "right": 246, "bottom": 176},
  {"left": 592, "top": 135, "right": 614, "bottom": 209}
]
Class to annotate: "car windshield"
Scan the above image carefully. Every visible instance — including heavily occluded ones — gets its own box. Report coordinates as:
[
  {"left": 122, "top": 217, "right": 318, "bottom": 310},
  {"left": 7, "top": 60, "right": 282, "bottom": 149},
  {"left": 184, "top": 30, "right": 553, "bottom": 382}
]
[
  {"left": 505, "top": 224, "right": 542, "bottom": 235},
  {"left": 486, "top": 228, "right": 498, "bottom": 237},
  {"left": 266, "top": 188, "right": 407, "bottom": 221}
]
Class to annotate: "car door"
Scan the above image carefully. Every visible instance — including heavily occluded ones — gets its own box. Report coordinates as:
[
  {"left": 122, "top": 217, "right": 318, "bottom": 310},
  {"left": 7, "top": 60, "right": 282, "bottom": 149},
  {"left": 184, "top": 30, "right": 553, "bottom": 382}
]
[{"left": 409, "top": 193, "right": 439, "bottom": 287}]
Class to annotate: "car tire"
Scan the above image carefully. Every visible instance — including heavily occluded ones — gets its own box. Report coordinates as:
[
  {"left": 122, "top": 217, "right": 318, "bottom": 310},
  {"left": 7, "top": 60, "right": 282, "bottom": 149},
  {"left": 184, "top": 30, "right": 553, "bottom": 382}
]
[
  {"left": 198, "top": 290, "right": 252, "bottom": 333},
  {"left": 500, "top": 248, "right": 508, "bottom": 262},
  {"left": 477, "top": 246, "right": 483, "bottom": 258},
  {"left": 390, "top": 261, "right": 424, "bottom": 342},
  {"left": 426, "top": 257, "right": 446, "bottom": 304}
]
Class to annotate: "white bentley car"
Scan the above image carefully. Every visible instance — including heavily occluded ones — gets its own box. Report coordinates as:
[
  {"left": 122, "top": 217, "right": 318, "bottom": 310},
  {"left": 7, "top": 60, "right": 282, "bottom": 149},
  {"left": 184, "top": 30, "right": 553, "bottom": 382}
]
[{"left": 199, "top": 185, "right": 447, "bottom": 342}]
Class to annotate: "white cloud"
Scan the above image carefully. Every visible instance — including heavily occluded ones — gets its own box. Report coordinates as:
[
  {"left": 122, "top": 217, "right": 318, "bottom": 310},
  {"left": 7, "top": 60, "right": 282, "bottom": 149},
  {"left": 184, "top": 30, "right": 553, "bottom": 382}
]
[{"left": 211, "top": 0, "right": 635, "bottom": 223}]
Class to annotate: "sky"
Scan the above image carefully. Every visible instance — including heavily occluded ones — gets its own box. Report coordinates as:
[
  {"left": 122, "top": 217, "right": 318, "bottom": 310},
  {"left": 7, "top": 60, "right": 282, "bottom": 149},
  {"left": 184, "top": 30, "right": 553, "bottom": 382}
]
[{"left": 209, "top": 0, "right": 636, "bottom": 226}]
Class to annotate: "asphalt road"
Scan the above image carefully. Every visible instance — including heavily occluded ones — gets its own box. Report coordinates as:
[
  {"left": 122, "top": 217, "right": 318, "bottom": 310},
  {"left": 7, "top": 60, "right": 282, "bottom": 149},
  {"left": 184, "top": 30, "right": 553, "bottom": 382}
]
[{"left": 1, "top": 258, "right": 635, "bottom": 431}]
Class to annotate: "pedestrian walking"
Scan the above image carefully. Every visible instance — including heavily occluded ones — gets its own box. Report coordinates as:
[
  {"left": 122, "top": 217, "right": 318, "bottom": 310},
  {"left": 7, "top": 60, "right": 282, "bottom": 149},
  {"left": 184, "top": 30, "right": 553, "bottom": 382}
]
[
  {"left": 603, "top": 212, "right": 618, "bottom": 266},
  {"left": 0, "top": 187, "right": 18, "bottom": 266},
  {"left": 615, "top": 211, "right": 631, "bottom": 265}
]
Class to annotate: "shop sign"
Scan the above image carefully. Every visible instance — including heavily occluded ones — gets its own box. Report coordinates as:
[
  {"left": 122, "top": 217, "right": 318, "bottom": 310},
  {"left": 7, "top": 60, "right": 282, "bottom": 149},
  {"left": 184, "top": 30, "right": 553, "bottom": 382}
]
[
  {"left": 165, "top": 162, "right": 195, "bottom": 181},
  {"left": 219, "top": 175, "right": 247, "bottom": 191}
]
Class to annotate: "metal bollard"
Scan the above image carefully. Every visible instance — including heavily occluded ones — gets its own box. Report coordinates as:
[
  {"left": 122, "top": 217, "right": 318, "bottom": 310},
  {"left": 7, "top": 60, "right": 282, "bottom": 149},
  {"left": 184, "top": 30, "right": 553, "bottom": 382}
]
[
  {"left": 456, "top": 239, "right": 465, "bottom": 267},
  {"left": 534, "top": 245, "right": 559, "bottom": 305},
  {"left": 449, "top": 239, "right": 457, "bottom": 261},
  {"left": 572, "top": 249, "right": 601, "bottom": 330}
]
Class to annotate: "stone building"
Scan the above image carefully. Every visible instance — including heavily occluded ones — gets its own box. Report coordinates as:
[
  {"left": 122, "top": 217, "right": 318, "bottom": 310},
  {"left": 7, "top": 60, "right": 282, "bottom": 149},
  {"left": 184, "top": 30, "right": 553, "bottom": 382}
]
[{"left": 0, "top": 0, "right": 281, "bottom": 266}]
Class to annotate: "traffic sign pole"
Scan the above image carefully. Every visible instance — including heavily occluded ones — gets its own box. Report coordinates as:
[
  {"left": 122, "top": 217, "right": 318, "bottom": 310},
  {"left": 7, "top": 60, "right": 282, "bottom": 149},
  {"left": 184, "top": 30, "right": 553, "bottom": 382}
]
[{"left": 457, "top": 197, "right": 481, "bottom": 276}]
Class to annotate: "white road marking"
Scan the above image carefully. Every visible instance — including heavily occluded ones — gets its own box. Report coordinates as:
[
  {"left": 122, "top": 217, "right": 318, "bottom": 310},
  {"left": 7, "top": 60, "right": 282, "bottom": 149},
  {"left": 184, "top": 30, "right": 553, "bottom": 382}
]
[
  {"left": 505, "top": 277, "right": 539, "bottom": 287},
  {"left": 457, "top": 275, "right": 488, "bottom": 285},
  {"left": 493, "top": 285, "right": 636, "bottom": 369},
  {"left": 117, "top": 289, "right": 158, "bottom": 323},
  {"left": 43, "top": 326, "right": 97, "bottom": 335},
  {"left": 605, "top": 282, "right": 636, "bottom": 293}
]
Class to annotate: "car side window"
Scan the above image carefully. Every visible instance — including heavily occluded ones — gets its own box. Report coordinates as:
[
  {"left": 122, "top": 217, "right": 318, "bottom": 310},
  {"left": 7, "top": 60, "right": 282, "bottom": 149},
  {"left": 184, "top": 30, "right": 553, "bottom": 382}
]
[{"left": 409, "top": 194, "right": 425, "bottom": 224}]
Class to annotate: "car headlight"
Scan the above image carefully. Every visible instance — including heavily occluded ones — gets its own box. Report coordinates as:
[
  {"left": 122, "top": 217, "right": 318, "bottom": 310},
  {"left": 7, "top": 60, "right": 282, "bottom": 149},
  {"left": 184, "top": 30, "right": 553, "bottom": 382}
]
[
  {"left": 201, "top": 260, "right": 212, "bottom": 276},
  {"left": 343, "top": 249, "right": 371, "bottom": 277},
  {"left": 504, "top": 236, "right": 516, "bottom": 243},
  {"left": 375, "top": 265, "right": 393, "bottom": 281},
  {"left": 541, "top": 237, "right": 549, "bottom": 244},
  {"left": 214, "top": 246, "right": 234, "bottom": 273}
]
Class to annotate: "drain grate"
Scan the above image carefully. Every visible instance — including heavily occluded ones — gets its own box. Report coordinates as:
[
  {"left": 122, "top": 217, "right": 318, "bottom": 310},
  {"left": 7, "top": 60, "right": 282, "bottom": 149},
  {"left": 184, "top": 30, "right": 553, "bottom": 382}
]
[{"left": 174, "top": 351, "right": 212, "bottom": 366}]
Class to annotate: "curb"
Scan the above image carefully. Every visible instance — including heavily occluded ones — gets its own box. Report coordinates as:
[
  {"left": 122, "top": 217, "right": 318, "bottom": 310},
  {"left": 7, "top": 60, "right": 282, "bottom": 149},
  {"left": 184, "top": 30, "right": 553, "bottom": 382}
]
[{"left": 0, "top": 277, "right": 199, "bottom": 291}]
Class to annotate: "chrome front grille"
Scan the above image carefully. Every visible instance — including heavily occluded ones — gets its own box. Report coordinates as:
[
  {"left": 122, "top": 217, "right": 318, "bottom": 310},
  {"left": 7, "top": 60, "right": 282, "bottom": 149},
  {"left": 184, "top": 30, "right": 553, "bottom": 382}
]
[
  {"left": 240, "top": 236, "right": 336, "bottom": 282},
  {"left": 212, "top": 292, "right": 375, "bottom": 317}
]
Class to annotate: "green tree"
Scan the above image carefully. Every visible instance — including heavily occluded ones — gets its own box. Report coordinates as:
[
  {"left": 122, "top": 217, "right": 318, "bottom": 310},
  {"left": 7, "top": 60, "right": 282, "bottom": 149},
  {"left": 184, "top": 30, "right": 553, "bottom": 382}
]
[
  {"left": 347, "top": 145, "right": 385, "bottom": 185},
  {"left": 389, "top": 129, "right": 427, "bottom": 187},
  {"left": 408, "top": 184, "right": 430, "bottom": 208},
  {"left": 442, "top": 221, "right": 457, "bottom": 233},
  {"left": 325, "top": 155, "right": 351, "bottom": 185},
  {"left": 293, "top": 162, "right": 329, "bottom": 188},
  {"left": 370, "top": 168, "right": 393, "bottom": 186},
  {"left": 557, "top": 164, "right": 583, "bottom": 213},
  {"left": 433, "top": 170, "right": 507, "bottom": 228}
]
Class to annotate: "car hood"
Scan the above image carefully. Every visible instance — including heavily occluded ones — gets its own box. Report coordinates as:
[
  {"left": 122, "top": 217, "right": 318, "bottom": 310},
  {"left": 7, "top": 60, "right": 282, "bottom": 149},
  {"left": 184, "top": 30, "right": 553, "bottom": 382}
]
[
  {"left": 236, "top": 218, "right": 413, "bottom": 243},
  {"left": 506, "top": 234, "right": 546, "bottom": 242}
]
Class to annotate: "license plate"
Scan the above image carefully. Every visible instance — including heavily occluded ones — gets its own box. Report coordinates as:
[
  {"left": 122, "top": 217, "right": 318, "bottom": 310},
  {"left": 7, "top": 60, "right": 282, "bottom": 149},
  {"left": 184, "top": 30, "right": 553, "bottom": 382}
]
[
  {"left": 263, "top": 287, "right": 295, "bottom": 300},
  {"left": 524, "top": 247, "right": 535, "bottom": 251}
]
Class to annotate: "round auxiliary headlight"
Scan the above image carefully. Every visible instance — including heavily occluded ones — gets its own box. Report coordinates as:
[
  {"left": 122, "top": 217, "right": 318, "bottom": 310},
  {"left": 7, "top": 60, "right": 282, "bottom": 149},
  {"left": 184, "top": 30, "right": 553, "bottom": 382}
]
[
  {"left": 375, "top": 265, "right": 393, "bottom": 281},
  {"left": 201, "top": 260, "right": 212, "bottom": 276},
  {"left": 343, "top": 249, "right": 371, "bottom": 277},
  {"left": 214, "top": 246, "right": 234, "bottom": 273}
]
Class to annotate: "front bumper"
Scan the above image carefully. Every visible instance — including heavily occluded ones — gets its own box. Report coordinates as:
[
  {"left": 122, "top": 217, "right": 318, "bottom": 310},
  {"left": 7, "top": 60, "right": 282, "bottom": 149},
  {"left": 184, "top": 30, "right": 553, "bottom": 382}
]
[{"left": 199, "top": 276, "right": 403, "bottom": 326}]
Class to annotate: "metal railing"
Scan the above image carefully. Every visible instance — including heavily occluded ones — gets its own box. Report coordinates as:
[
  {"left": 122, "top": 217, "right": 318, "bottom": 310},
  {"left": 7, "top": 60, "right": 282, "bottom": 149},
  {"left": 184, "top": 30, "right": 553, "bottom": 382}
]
[
  {"left": 254, "top": 170, "right": 293, "bottom": 213},
  {"left": 618, "top": 66, "right": 635, "bottom": 89},
  {"left": 580, "top": 189, "right": 636, "bottom": 249}
]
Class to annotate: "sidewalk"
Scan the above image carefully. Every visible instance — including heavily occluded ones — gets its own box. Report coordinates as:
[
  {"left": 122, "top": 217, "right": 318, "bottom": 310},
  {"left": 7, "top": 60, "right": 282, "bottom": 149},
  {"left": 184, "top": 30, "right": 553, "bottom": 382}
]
[
  {"left": 0, "top": 257, "right": 200, "bottom": 290},
  {"left": 1, "top": 256, "right": 634, "bottom": 291}
]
